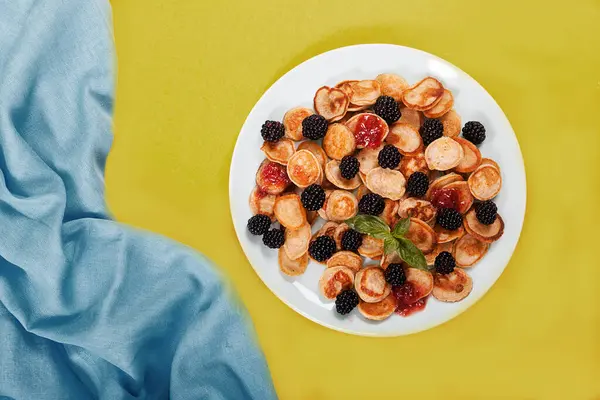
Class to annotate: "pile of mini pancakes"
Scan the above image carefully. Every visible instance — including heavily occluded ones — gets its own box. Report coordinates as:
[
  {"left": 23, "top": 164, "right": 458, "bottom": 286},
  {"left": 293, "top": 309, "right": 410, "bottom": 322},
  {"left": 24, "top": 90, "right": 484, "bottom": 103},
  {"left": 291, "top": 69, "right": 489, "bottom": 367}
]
[{"left": 250, "top": 74, "right": 504, "bottom": 321}]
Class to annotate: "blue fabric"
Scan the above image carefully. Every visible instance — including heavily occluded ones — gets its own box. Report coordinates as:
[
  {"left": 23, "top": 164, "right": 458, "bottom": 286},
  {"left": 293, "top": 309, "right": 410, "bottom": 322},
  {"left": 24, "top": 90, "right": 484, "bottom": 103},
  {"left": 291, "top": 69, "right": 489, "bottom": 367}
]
[{"left": 0, "top": 0, "right": 276, "bottom": 399}]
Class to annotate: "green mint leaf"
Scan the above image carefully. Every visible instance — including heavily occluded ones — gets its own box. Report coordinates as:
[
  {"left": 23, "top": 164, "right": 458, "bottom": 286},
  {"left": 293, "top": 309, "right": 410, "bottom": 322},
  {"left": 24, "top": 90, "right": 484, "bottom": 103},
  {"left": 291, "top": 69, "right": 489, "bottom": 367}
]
[
  {"left": 345, "top": 215, "right": 390, "bottom": 237},
  {"left": 396, "top": 237, "right": 428, "bottom": 270},
  {"left": 392, "top": 218, "right": 411, "bottom": 238},
  {"left": 383, "top": 236, "right": 401, "bottom": 255}
]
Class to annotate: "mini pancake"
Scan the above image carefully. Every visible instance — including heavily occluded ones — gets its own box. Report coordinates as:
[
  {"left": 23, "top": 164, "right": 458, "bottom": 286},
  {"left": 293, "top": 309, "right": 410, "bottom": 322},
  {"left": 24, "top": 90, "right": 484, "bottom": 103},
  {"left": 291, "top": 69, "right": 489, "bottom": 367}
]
[
  {"left": 326, "top": 190, "right": 358, "bottom": 221},
  {"left": 279, "top": 248, "right": 308, "bottom": 276},
  {"left": 439, "top": 109, "right": 461, "bottom": 137},
  {"left": 386, "top": 123, "right": 423, "bottom": 155},
  {"left": 358, "top": 294, "right": 397, "bottom": 321},
  {"left": 463, "top": 209, "right": 504, "bottom": 243},
  {"left": 317, "top": 190, "right": 333, "bottom": 220},
  {"left": 358, "top": 236, "right": 384, "bottom": 259},
  {"left": 433, "top": 268, "right": 472, "bottom": 302},
  {"left": 480, "top": 158, "right": 500, "bottom": 172},
  {"left": 334, "top": 80, "right": 358, "bottom": 98},
  {"left": 434, "top": 223, "right": 465, "bottom": 243},
  {"left": 316, "top": 221, "right": 339, "bottom": 238},
  {"left": 454, "top": 233, "right": 489, "bottom": 267},
  {"left": 274, "top": 194, "right": 307, "bottom": 229},
  {"left": 319, "top": 266, "right": 355, "bottom": 299},
  {"left": 306, "top": 210, "right": 318, "bottom": 225},
  {"left": 380, "top": 251, "right": 402, "bottom": 270},
  {"left": 398, "top": 152, "right": 429, "bottom": 177},
  {"left": 441, "top": 181, "right": 474, "bottom": 214},
  {"left": 345, "top": 113, "right": 389, "bottom": 149},
  {"left": 425, "top": 241, "right": 454, "bottom": 265},
  {"left": 283, "top": 107, "right": 313, "bottom": 141},
  {"left": 398, "top": 107, "right": 423, "bottom": 129},
  {"left": 256, "top": 159, "right": 291, "bottom": 195},
  {"left": 327, "top": 250, "right": 363, "bottom": 273},
  {"left": 468, "top": 165, "right": 502, "bottom": 200},
  {"left": 356, "top": 185, "right": 371, "bottom": 201},
  {"left": 380, "top": 199, "right": 399, "bottom": 227},
  {"left": 322, "top": 123, "right": 356, "bottom": 160},
  {"left": 297, "top": 141, "right": 327, "bottom": 171},
  {"left": 425, "top": 173, "right": 464, "bottom": 200},
  {"left": 287, "top": 149, "right": 321, "bottom": 188},
  {"left": 402, "top": 77, "right": 444, "bottom": 111},
  {"left": 333, "top": 223, "right": 350, "bottom": 250},
  {"left": 453, "top": 137, "right": 482, "bottom": 173},
  {"left": 261, "top": 139, "right": 295, "bottom": 165},
  {"left": 398, "top": 197, "right": 437, "bottom": 225},
  {"left": 404, "top": 268, "right": 434, "bottom": 300},
  {"left": 325, "top": 160, "right": 361, "bottom": 190},
  {"left": 249, "top": 186, "right": 277, "bottom": 219},
  {"left": 425, "top": 137, "right": 464, "bottom": 171},
  {"left": 365, "top": 167, "right": 407, "bottom": 200},
  {"left": 423, "top": 89, "right": 454, "bottom": 118},
  {"left": 349, "top": 80, "right": 381, "bottom": 106},
  {"left": 313, "top": 86, "right": 349, "bottom": 122},
  {"left": 375, "top": 73, "right": 409, "bottom": 102},
  {"left": 355, "top": 266, "right": 391, "bottom": 303},
  {"left": 357, "top": 144, "right": 384, "bottom": 175},
  {"left": 404, "top": 218, "right": 437, "bottom": 254},
  {"left": 283, "top": 222, "right": 311, "bottom": 260}
]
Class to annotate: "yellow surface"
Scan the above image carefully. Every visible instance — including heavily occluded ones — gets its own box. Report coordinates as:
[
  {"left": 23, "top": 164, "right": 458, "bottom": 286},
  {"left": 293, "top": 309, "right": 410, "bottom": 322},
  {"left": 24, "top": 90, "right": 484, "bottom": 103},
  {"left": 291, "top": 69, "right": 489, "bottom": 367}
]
[{"left": 107, "top": 0, "right": 599, "bottom": 398}]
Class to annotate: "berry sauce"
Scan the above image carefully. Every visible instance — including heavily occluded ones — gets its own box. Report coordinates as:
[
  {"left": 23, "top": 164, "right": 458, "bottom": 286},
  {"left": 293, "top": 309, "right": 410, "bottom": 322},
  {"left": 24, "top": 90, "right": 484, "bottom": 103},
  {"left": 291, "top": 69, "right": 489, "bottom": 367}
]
[
  {"left": 431, "top": 187, "right": 463, "bottom": 211},
  {"left": 392, "top": 282, "right": 428, "bottom": 317},
  {"left": 354, "top": 114, "right": 386, "bottom": 149},
  {"left": 261, "top": 162, "right": 289, "bottom": 186}
]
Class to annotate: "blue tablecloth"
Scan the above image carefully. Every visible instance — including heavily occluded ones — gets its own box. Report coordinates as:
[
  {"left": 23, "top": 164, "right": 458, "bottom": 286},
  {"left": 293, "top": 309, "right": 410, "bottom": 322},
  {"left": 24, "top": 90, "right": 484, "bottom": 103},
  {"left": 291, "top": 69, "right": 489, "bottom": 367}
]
[{"left": 0, "top": 0, "right": 276, "bottom": 398}]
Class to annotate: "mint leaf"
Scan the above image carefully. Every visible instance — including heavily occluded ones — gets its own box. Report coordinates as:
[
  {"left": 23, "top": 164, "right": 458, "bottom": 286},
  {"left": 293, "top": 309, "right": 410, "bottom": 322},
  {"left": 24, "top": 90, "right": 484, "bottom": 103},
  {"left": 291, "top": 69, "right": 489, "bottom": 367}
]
[
  {"left": 383, "top": 236, "right": 400, "bottom": 255},
  {"left": 345, "top": 215, "right": 390, "bottom": 237},
  {"left": 392, "top": 218, "right": 411, "bottom": 238},
  {"left": 396, "top": 237, "right": 428, "bottom": 270}
]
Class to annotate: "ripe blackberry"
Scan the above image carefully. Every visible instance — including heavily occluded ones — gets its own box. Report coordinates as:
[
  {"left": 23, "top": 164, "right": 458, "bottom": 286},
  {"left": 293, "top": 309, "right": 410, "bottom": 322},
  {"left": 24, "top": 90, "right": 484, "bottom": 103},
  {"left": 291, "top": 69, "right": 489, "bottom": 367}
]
[
  {"left": 475, "top": 200, "right": 498, "bottom": 225},
  {"left": 301, "top": 184, "right": 326, "bottom": 211},
  {"left": 339, "top": 155, "right": 360, "bottom": 180},
  {"left": 262, "top": 228, "right": 285, "bottom": 249},
  {"left": 335, "top": 290, "right": 359, "bottom": 315},
  {"left": 462, "top": 121, "right": 486, "bottom": 145},
  {"left": 436, "top": 208, "right": 463, "bottom": 230},
  {"left": 247, "top": 214, "right": 271, "bottom": 235},
  {"left": 261, "top": 120, "right": 284, "bottom": 142},
  {"left": 309, "top": 235, "right": 337, "bottom": 262},
  {"left": 435, "top": 251, "right": 456, "bottom": 274},
  {"left": 385, "top": 263, "right": 406, "bottom": 286},
  {"left": 406, "top": 172, "right": 429, "bottom": 197},
  {"left": 341, "top": 229, "right": 363, "bottom": 252},
  {"left": 419, "top": 118, "right": 443, "bottom": 146},
  {"left": 373, "top": 95, "right": 401, "bottom": 124},
  {"left": 378, "top": 144, "right": 401, "bottom": 169},
  {"left": 358, "top": 193, "right": 385, "bottom": 215},
  {"left": 302, "top": 114, "right": 328, "bottom": 140}
]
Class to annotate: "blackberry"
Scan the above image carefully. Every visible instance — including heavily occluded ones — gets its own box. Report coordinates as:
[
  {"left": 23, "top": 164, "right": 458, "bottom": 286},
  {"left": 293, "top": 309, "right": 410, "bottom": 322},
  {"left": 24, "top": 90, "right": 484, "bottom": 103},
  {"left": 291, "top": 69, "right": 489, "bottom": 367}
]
[
  {"left": 301, "top": 184, "right": 326, "bottom": 211},
  {"left": 373, "top": 95, "right": 401, "bottom": 124},
  {"left": 462, "top": 121, "right": 486, "bottom": 145},
  {"left": 309, "top": 235, "right": 336, "bottom": 262},
  {"left": 436, "top": 208, "right": 463, "bottom": 231},
  {"left": 339, "top": 155, "right": 360, "bottom": 180},
  {"left": 247, "top": 214, "right": 271, "bottom": 235},
  {"left": 378, "top": 144, "right": 401, "bottom": 169},
  {"left": 435, "top": 251, "right": 456, "bottom": 274},
  {"left": 406, "top": 172, "right": 429, "bottom": 197},
  {"left": 385, "top": 263, "right": 406, "bottom": 286},
  {"left": 261, "top": 120, "right": 284, "bottom": 143},
  {"left": 341, "top": 229, "right": 363, "bottom": 252},
  {"left": 262, "top": 228, "right": 285, "bottom": 249},
  {"left": 475, "top": 200, "right": 498, "bottom": 225},
  {"left": 335, "top": 290, "right": 359, "bottom": 315},
  {"left": 302, "top": 114, "right": 328, "bottom": 140},
  {"left": 358, "top": 193, "right": 385, "bottom": 215},
  {"left": 419, "top": 118, "right": 444, "bottom": 146}
]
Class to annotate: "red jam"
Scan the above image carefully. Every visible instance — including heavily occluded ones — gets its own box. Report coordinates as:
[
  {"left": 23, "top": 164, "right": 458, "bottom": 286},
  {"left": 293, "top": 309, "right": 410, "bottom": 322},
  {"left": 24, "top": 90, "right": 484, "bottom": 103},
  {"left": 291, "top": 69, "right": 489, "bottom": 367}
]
[
  {"left": 354, "top": 114, "right": 386, "bottom": 149},
  {"left": 431, "top": 187, "right": 461, "bottom": 211},
  {"left": 392, "top": 282, "right": 428, "bottom": 317},
  {"left": 261, "top": 162, "right": 289, "bottom": 186}
]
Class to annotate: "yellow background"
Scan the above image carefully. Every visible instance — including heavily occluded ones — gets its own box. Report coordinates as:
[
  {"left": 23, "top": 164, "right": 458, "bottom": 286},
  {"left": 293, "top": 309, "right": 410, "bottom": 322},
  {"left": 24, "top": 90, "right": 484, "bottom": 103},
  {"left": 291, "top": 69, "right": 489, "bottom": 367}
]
[{"left": 107, "top": 0, "right": 599, "bottom": 398}]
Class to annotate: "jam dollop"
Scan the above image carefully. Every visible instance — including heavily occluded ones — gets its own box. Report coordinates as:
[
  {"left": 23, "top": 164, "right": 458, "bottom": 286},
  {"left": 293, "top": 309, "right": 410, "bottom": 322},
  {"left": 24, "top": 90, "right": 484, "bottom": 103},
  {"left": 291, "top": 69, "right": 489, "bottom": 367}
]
[
  {"left": 261, "top": 162, "right": 289, "bottom": 186},
  {"left": 431, "top": 187, "right": 461, "bottom": 211},
  {"left": 354, "top": 114, "right": 386, "bottom": 149},
  {"left": 393, "top": 282, "right": 428, "bottom": 317}
]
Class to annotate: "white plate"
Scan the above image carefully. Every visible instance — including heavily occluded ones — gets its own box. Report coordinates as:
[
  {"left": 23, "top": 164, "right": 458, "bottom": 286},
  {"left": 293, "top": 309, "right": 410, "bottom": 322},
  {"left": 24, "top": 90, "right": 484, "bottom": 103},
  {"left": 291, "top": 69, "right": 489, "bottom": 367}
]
[{"left": 229, "top": 44, "right": 526, "bottom": 336}]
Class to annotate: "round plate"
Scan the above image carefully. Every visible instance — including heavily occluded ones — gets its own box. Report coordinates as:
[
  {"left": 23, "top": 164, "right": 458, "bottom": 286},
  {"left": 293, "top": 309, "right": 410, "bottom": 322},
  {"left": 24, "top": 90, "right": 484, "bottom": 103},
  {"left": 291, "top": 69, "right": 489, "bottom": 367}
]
[{"left": 229, "top": 44, "right": 526, "bottom": 336}]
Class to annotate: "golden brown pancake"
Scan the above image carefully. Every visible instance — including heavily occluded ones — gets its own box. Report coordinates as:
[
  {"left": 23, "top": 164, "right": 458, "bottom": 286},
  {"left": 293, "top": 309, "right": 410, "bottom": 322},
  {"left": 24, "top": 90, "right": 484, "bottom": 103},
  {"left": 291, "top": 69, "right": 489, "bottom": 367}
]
[
  {"left": 358, "top": 294, "right": 397, "bottom": 321},
  {"left": 402, "top": 77, "right": 444, "bottom": 111},
  {"left": 387, "top": 122, "right": 423, "bottom": 156},
  {"left": 425, "top": 173, "right": 464, "bottom": 200},
  {"left": 404, "top": 218, "right": 437, "bottom": 254},
  {"left": 356, "top": 144, "right": 384, "bottom": 176},
  {"left": 319, "top": 266, "right": 355, "bottom": 299},
  {"left": 425, "top": 137, "right": 464, "bottom": 171},
  {"left": 279, "top": 248, "right": 308, "bottom": 276},
  {"left": 313, "top": 86, "right": 349, "bottom": 122},
  {"left": 261, "top": 139, "right": 295, "bottom": 165},
  {"left": 480, "top": 158, "right": 500, "bottom": 172},
  {"left": 433, "top": 268, "right": 472, "bottom": 302},
  {"left": 380, "top": 199, "right": 399, "bottom": 227},
  {"left": 283, "top": 222, "right": 311, "bottom": 260},
  {"left": 283, "top": 107, "right": 313, "bottom": 141},
  {"left": 468, "top": 165, "right": 502, "bottom": 200},
  {"left": 404, "top": 267, "right": 434, "bottom": 300},
  {"left": 248, "top": 186, "right": 276, "bottom": 219},
  {"left": 380, "top": 252, "right": 402, "bottom": 270},
  {"left": 317, "top": 189, "right": 333, "bottom": 220},
  {"left": 453, "top": 137, "right": 482, "bottom": 173},
  {"left": 398, "top": 106, "right": 423, "bottom": 129},
  {"left": 355, "top": 266, "right": 391, "bottom": 303},
  {"left": 463, "top": 209, "right": 504, "bottom": 243},
  {"left": 274, "top": 193, "right": 307, "bottom": 230},
  {"left": 358, "top": 236, "right": 384, "bottom": 259},
  {"left": 398, "top": 197, "right": 437, "bottom": 225},
  {"left": 423, "top": 89, "right": 454, "bottom": 118},
  {"left": 297, "top": 141, "right": 327, "bottom": 171},
  {"left": 356, "top": 185, "right": 371, "bottom": 201},
  {"left": 323, "top": 123, "right": 356, "bottom": 160},
  {"left": 439, "top": 109, "right": 461, "bottom": 137},
  {"left": 398, "top": 152, "right": 429, "bottom": 178},
  {"left": 325, "top": 190, "right": 358, "bottom": 221},
  {"left": 327, "top": 251, "right": 363, "bottom": 273},
  {"left": 287, "top": 150, "right": 321, "bottom": 188},
  {"left": 349, "top": 80, "right": 381, "bottom": 106},
  {"left": 434, "top": 223, "right": 465, "bottom": 243},
  {"left": 333, "top": 223, "right": 350, "bottom": 250},
  {"left": 441, "top": 181, "right": 474, "bottom": 214},
  {"left": 255, "top": 159, "right": 290, "bottom": 195},
  {"left": 454, "top": 234, "right": 489, "bottom": 267},
  {"left": 375, "top": 73, "right": 409, "bottom": 102},
  {"left": 365, "top": 167, "right": 407, "bottom": 200}
]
